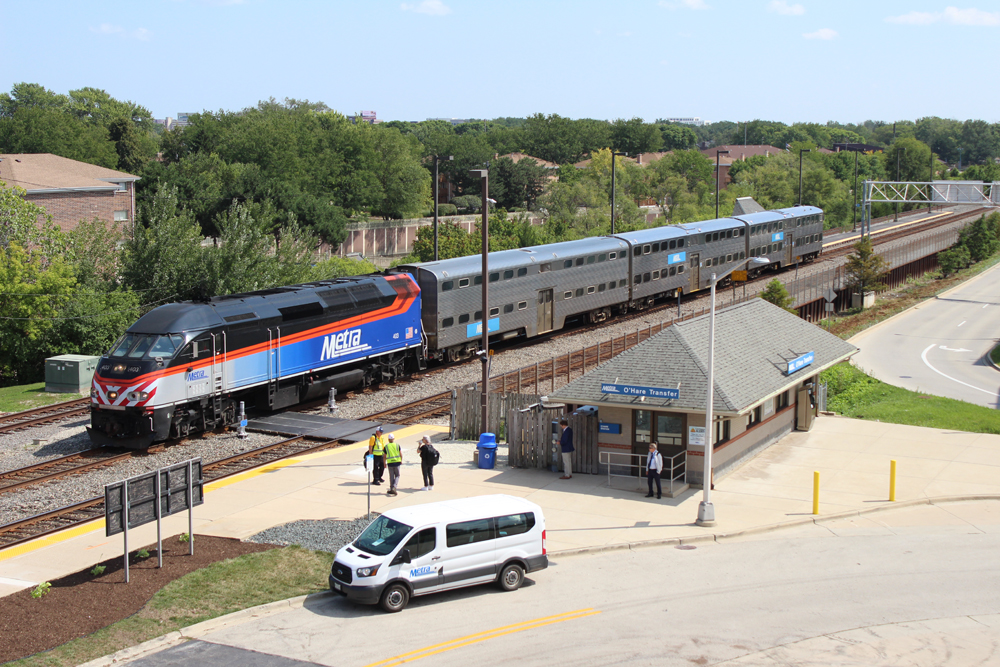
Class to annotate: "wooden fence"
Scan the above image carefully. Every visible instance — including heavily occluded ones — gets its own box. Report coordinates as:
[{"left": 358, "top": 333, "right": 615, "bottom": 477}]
[
  {"left": 507, "top": 409, "right": 599, "bottom": 474},
  {"left": 453, "top": 387, "right": 542, "bottom": 441}
]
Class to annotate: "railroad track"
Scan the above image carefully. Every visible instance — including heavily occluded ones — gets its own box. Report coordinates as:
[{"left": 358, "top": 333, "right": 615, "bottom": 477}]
[
  {"left": 0, "top": 398, "right": 90, "bottom": 435},
  {"left": 0, "top": 434, "right": 348, "bottom": 551},
  {"left": 0, "top": 448, "right": 134, "bottom": 495}
]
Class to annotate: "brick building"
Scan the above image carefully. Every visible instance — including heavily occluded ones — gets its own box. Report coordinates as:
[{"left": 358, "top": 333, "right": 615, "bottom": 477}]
[{"left": 0, "top": 153, "right": 139, "bottom": 233}]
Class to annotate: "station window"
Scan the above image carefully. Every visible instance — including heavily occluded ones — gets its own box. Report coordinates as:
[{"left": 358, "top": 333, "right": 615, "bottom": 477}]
[
  {"left": 587, "top": 286, "right": 596, "bottom": 294},
  {"left": 458, "top": 313, "right": 470, "bottom": 324},
  {"left": 748, "top": 404, "right": 763, "bottom": 427},
  {"left": 503, "top": 304, "right": 514, "bottom": 314},
  {"left": 458, "top": 278, "right": 470, "bottom": 288},
  {"left": 489, "top": 272, "right": 499, "bottom": 283},
  {"left": 442, "top": 281, "right": 454, "bottom": 291},
  {"left": 598, "top": 253, "right": 607, "bottom": 262},
  {"left": 587, "top": 255, "right": 596, "bottom": 264},
  {"left": 517, "top": 267, "right": 527, "bottom": 277},
  {"left": 575, "top": 288, "right": 584, "bottom": 297},
  {"left": 474, "top": 311, "right": 482, "bottom": 321},
  {"left": 576, "top": 257, "right": 585, "bottom": 266},
  {"left": 598, "top": 283, "right": 606, "bottom": 292},
  {"left": 652, "top": 270, "right": 660, "bottom": 280},
  {"left": 518, "top": 301, "right": 527, "bottom": 310},
  {"left": 777, "top": 390, "right": 789, "bottom": 410},
  {"left": 714, "top": 419, "right": 731, "bottom": 446},
  {"left": 652, "top": 243, "right": 660, "bottom": 252},
  {"left": 564, "top": 291, "right": 573, "bottom": 299},
  {"left": 503, "top": 270, "right": 514, "bottom": 280},
  {"left": 474, "top": 275, "right": 483, "bottom": 285},
  {"left": 564, "top": 259, "right": 573, "bottom": 269},
  {"left": 442, "top": 317, "right": 454, "bottom": 328}
]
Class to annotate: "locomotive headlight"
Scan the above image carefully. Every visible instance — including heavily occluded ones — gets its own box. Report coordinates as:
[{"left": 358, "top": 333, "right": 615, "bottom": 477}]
[
  {"left": 139, "top": 391, "right": 149, "bottom": 401},
  {"left": 108, "top": 391, "right": 118, "bottom": 400},
  {"left": 113, "top": 364, "right": 125, "bottom": 373}
]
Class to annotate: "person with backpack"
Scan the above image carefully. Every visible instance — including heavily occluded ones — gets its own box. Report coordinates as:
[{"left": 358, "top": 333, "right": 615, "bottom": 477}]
[{"left": 417, "top": 435, "right": 439, "bottom": 491}]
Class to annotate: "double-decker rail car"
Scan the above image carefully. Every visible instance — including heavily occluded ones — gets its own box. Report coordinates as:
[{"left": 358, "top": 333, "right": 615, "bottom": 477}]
[
  {"left": 736, "top": 205, "right": 824, "bottom": 272},
  {"left": 89, "top": 274, "right": 423, "bottom": 448}
]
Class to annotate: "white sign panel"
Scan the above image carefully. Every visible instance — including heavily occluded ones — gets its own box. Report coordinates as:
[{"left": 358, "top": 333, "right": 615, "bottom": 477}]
[{"left": 688, "top": 426, "right": 706, "bottom": 447}]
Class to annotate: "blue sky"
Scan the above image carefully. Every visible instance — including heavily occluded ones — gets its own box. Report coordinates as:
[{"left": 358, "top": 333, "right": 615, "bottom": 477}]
[{"left": 4, "top": 1, "right": 999, "bottom": 124}]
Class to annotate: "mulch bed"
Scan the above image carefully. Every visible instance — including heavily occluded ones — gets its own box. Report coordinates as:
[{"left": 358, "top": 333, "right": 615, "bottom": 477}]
[{"left": 0, "top": 535, "right": 277, "bottom": 664}]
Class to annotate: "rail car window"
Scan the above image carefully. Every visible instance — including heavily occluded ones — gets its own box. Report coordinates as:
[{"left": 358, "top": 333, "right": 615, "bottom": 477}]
[
  {"left": 739, "top": 251, "right": 746, "bottom": 259},
  {"left": 587, "top": 286, "right": 596, "bottom": 294},
  {"left": 666, "top": 240, "right": 674, "bottom": 250},
  {"left": 643, "top": 272, "right": 650, "bottom": 282},
  {"left": 598, "top": 283, "right": 606, "bottom": 292},
  {"left": 474, "top": 311, "right": 482, "bottom": 321},
  {"left": 575, "top": 288, "right": 584, "bottom": 297},
  {"left": 598, "top": 254, "right": 607, "bottom": 262},
  {"left": 503, "top": 270, "right": 514, "bottom": 280},
  {"left": 678, "top": 265, "right": 684, "bottom": 274},
  {"left": 459, "top": 278, "right": 470, "bottom": 288},
  {"left": 633, "top": 247, "right": 641, "bottom": 257},
  {"left": 442, "top": 281, "right": 454, "bottom": 291},
  {"left": 517, "top": 268, "right": 527, "bottom": 277},
  {"left": 819, "top": 233, "right": 823, "bottom": 241},
  {"left": 619, "top": 279, "right": 628, "bottom": 287},
  {"left": 641, "top": 245, "right": 649, "bottom": 255},
  {"left": 518, "top": 301, "right": 527, "bottom": 310},
  {"left": 576, "top": 257, "right": 585, "bottom": 266},
  {"left": 609, "top": 282, "right": 618, "bottom": 290},
  {"left": 724, "top": 230, "right": 730, "bottom": 239},
  {"left": 474, "top": 275, "right": 482, "bottom": 285},
  {"left": 726, "top": 254, "right": 733, "bottom": 262},
  {"left": 489, "top": 273, "right": 499, "bottom": 283},
  {"left": 458, "top": 314, "right": 470, "bottom": 324},
  {"left": 503, "top": 304, "right": 514, "bottom": 314},
  {"left": 652, "top": 270, "right": 660, "bottom": 280},
  {"left": 564, "top": 291, "right": 573, "bottom": 299},
  {"left": 490, "top": 307, "right": 500, "bottom": 317},
  {"left": 669, "top": 267, "right": 676, "bottom": 276},
  {"left": 540, "top": 263, "right": 551, "bottom": 272},
  {"left": 678, "top": 239, "right": 685, "bottom": 248},
  {"left": 651, "top": 243, "right": 659, "bottom": 252},
  {"left": 564, "top": 260, "right": 573, "bottom": 269},
  {"left": 442, "top": 317, "right": 454, "bottom": 328},
  {"left": 587, "top": 255, "right": 596, "bottom": 264},
  {"left": 609, "top": 252, "right": 617, "bottom": 260}
]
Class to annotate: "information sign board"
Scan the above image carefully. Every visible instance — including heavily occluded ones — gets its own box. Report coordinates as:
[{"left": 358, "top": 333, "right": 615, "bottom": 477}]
[
  {"left": 599, "top": 422, "right": 621, "bottom": 434},
  {"left": 688, "top": 426, "right": 706, "bottom": 446},
  {"left": 106, "top": 459, "right": 203, "bottom": 537},
  {"left": 786, "top": 351, "right": 815, "bottom": 375},
  {"left": 731, "top": 270, "right": 747, "bottom": 282},
  {"left": 600, "top": 383, "right": 679, "bottom": 400}
]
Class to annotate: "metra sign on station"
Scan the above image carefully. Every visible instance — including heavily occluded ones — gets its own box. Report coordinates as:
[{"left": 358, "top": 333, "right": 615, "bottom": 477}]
[{"left": 600, "top": 384, "right": 680, "bottom": 400}]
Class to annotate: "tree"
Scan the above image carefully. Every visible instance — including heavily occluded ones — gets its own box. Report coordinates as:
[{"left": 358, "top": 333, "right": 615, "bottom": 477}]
[
  {"left": 758, "top": 278, "right": 795, "bottom": 312},
  {"left": 107, "top": 115, "right": 146, "bottom": 174},
  {"left": 489, "top": 157, "right": 548, "bottom": 211},
  {"left": 957, "top": 212, "right": 1000, "bottom": 262},
  {"left": 610, "top": 117, "right": 662, "bottom": 155},
  {"left": 0, "top": 107, "right": 118, "bottom": 168},
  {"left": 844, "top": 237, "right": 889, "bottom": 295},
  {"left": 937, "top": 245, "right": 970, "bottom": 276},
  {"left": 358, "top": 125, "right": 430, "bottom": 219},
  {"left": 657, "top": 123, "right": 697, "bottom": 151},
  {"left": 0, "top": 82, "right": 68, "bottom": 117},
  {"left": 960, "top": 120, "right": 998, "bottom": 165},
  {"left": 412, "top": 221, "right": 475, "bottom": 261}
]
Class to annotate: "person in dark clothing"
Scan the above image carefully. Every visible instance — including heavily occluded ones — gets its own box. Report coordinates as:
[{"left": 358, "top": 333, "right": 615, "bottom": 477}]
[
  {"left": 559, "top": 417, "right": 574, "bottom": 479},
  {"left": 417, "top": 435, "right": 438, "bottom": 491}
]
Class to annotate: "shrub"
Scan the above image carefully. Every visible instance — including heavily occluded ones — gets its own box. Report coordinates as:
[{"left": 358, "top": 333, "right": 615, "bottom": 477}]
[
  {"left": 938, "top": 245, "right": 970, "bottom": 276},
  {"left": 137, "top": 548, "right": 150, "bottom": 559},
  {"left": 451, "top": 195, "right": 481, "bottom": 212},
  {"left": 31, "top": 582, "right": 51, "bottom": 598},
  {"left": 758, "top": 278, "right": 796, "bottom": 312},
  {"left": 91, "top": 565, "right": 106, "bottom": 576},
  {"left": 435, "top": 203, "right": 458, "bottom": 217},
  {"left": 179, "top": 533, "right": 190, "bottom": 543}
]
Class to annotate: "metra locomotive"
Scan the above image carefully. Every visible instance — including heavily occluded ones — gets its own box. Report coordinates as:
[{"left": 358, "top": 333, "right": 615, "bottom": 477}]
[{"left": 89, "top": 204, "right": 823, "bottom": 448}]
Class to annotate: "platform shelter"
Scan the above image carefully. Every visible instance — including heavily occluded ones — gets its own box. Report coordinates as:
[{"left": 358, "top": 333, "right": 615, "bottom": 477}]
[{"left": 548, "top": 299, "right": 858, "bottom": 487}]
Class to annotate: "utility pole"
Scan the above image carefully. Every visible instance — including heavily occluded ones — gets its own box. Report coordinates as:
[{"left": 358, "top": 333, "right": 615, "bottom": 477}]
[
  {"left": 611, "top": 151, "right": 626, "bottom": 234},
  {"left": 471, "top": 168, "right": 489, "bottom": 436},
  {"left": 432, "top": 155, "right": 453, "bottom": 261}
]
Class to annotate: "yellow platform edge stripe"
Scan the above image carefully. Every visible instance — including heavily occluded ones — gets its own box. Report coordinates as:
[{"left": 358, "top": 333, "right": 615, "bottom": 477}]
[{"left": 822, "top": 211, "right": 952, "bottom": 249}]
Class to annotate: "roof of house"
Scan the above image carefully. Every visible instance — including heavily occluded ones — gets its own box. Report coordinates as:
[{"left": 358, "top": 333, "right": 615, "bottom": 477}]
[
  {"left": 549, "top": 298, "right": 857, "bottom": 415},
  {"left": 0, "top": 153, "right": 139, "bottom": 194},
  {"left": 700, "top": 145, "right": 786, "bottom": 161},
  {"left": 497, "top": 153, "right": 559, "bottom": 169}
]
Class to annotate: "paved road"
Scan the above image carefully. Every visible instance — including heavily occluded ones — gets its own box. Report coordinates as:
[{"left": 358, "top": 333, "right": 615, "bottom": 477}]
[
  {"left": 136, "top": 502, "right": 1000, "bottom": 667},
  {"left": 852, "top": 260, "right": 1000, "bottom": 408}
]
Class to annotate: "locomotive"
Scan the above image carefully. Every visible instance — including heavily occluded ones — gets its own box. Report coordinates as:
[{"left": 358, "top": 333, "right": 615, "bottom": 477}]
[{"left": 89, "top": 204, "right": 824, "bottom": 449}]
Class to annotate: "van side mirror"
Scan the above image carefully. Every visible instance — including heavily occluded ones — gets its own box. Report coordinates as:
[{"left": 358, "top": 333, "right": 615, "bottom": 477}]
[{"left": 391, "top": 549, "right": 412, "bottom": 566}]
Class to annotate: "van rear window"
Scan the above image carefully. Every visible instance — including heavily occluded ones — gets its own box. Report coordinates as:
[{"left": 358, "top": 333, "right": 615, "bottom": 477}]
[{"left": 497, "top": 512, "right": 535, "bottom": 537}]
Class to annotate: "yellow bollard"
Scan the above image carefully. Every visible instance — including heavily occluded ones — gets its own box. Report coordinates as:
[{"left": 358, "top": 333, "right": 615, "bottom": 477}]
[
  {"left": 889, "top": 459, "right": 897, "bottom": 502},
  {"left": 812, "top": 471, "right": 820, "bottom": 515}
]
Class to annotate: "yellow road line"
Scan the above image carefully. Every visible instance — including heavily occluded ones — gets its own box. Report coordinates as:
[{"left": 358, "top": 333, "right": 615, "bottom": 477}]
[
  {"left": 363, "top": 608, "right": 601, "bottom": 667},
  {"left": 822, "top": 210, "right": 952, "bottom": 248}
]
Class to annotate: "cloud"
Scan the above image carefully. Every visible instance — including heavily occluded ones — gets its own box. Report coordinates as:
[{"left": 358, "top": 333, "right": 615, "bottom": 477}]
[
  {"left": 885, "top": 6, "right": 1000, "bottom": 26},
  {"left": 91, "top": 24, "right": 152, "bottom": 40},
  {"left": 803, "top": 28, "right": 837, "bottom": 39},
  {"left": 768, "top": 1, "right": 805, "bottom": 15},
  {"left": 659, "top": 0, "right": 710, "bottom": 10},
  {"left": 400, "top": 0, "right": 451, "bottom": 15}
]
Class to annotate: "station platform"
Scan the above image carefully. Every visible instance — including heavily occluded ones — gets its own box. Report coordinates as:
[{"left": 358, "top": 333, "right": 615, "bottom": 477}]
[{"left": 246, "top": 413, "right": 403, "bottom": 440}]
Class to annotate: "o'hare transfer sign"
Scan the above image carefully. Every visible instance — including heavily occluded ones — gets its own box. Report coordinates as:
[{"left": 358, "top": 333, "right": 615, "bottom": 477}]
[{"left": 600, "top": 383, "right": 680, "bottom": 400}]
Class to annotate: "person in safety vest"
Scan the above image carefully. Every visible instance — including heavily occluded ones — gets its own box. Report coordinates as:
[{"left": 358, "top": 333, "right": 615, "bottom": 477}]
[
  {"left": 367, "top": 426, "right": 386, "bottom": 485},
  {"left": 384, "top": 433, "right": 402, "bottom": 496}
]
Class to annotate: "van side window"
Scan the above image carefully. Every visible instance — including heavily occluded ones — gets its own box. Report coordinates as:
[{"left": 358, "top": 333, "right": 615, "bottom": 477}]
[
  {"left": 447, "top": 519, "right": 495, "bottom": 546},
  {"left": 403, "top": 527, "right": 436, "bottom": 559},
  {"left": 497, "top": 512, "right": 535, "bottom": 537}
]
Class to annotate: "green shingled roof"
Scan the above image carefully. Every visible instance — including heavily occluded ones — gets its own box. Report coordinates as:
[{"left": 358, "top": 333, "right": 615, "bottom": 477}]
[{"left": 549, "top": 298, "right": 858, "bottom": 415}]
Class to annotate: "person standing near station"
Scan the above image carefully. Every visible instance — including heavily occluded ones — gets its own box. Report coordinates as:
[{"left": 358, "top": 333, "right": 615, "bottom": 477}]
[
  {"left": 367, "top": 426, "right": 385, "bottom": 486},
  {"left": 417, "top": 435, "right": 439, "bottom": 491},
  {"left": 646, "top": 442, "right": 663, "bottom": 499},
  {"left": 559, "top": 418, "right": 574, "bottom": 479},
  {"left": 384, "top": 432, "right": 402, "bottom": 496}
]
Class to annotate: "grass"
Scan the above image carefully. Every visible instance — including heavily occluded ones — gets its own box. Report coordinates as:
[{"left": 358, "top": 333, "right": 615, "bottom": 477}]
[
  {"left": 990, "top": 345, "right": 1000, "bottom": 367},
  {"left": 821, "top": 363, "right": 1000, "bottom": 434},
  {"left": 0, "top": 382, "right": 86, "bottom": 414},
  {"left": 9, "top": 546, "right": 335, "bottom": 667}
]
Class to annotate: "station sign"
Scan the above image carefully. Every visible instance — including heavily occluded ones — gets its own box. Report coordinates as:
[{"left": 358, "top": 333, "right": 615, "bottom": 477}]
[
  {"left": 599, "top": 422, "right": 621, "bottom": 434},
  {"left": 601, "top": 383, "right": 679, "bottom": 400},
  {"left": 786, "top": 351, "right": 815, "bottom": 375},
  {"left": 688, "top": 426, "right": 706, "bottom": 446}
]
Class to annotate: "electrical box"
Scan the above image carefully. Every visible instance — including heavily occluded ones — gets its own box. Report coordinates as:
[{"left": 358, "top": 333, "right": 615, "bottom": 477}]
[{"left": 45, "top": 354, "right": 100, "bottom": 393}]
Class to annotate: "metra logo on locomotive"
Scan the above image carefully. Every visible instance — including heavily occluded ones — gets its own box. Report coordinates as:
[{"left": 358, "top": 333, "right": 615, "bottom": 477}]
[
  {"left": 320, "top": 328, "right": 364, "bottom": 361},
  {"left": 187, "top": 369, "right": 208, "bottom": 382}
]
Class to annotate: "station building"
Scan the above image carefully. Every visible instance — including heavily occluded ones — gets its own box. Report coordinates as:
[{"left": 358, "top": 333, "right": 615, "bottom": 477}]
[{"left": 548, "top": 299, "right": 858, "bottom": 487}]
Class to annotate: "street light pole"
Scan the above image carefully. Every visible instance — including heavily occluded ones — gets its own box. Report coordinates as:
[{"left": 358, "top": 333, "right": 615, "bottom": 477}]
[
  {"left": 696, "top": 256, "right": 769, "bottom": 527},
  {"left": 853, "top": 150, "right": 859, "bottom": 232},
  {"left": 611, "top": 151, "right": 626, "bottom": 234},
  {"left": 432, "top": 155, "right": 453, "bottom": 262},
  {"left": 798, "top": 149, "right": 811, "bottom": 206},
  {"left": 471, "top": 168, "right": 489, "bottom": 436},
  {"left": 715, "top": 149, "right": 730, "bottom": 219},
  {"left": 895, "top": 146, "right": 906, "bottom": 222}
]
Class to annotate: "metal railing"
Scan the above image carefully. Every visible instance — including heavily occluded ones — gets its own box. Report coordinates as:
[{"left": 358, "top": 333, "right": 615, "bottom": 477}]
[{"left": 600, "top": 450, "right": 687, "bottom": 496}]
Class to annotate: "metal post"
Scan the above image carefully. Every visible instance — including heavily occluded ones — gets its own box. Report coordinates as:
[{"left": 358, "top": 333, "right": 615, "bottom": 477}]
[
  {"left": 154, "top": 470, "right": 162, "bottom": 568},
  {"left": 798, "top": 149, "right": 811, "bottom": 206},
  {"left": 611, "top": 151, "right": 617, "bottom": 234},
  {"left": 929, "top": 151, "right": 934, "bottom": 214},
  {"left": 550, "top": 357, "right": 554, "bottom": 392},
  {"left": 433, "top": 156, "right": 440, "bottom": 262},
  {"left": 450, "top": 389, "right": 457, "bottom": 440},
  {"left": 715, "top": 150, "right": 729, "bottom": 219},
  {"left": 853, "top": 150, "right": 858, "bottom": 231},
  {"left": 123, "top": 481, "right": 130, "bottom": 583},
  {"left": 696, "top": 272, "right": 718, "bottom": 527},
  {"left": 677, "top": 289, "right": 682, "bottom": 318},
  {"left": 187, "top": 460, "right": 194, "bottom": 556},
  {"left": 237, "top": 400, "right": 247, "bottom": 439},
  {"left": 472, "top": 168, "right": 489, "bottom": 437}
]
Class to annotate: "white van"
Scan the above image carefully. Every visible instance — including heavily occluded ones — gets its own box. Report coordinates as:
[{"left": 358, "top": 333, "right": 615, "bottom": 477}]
[{"left": 329, "top": 494, "right": 548, "bottom": 612}]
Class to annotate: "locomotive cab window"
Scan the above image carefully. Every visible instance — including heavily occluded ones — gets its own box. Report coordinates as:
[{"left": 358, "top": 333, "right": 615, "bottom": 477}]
[
  {"left": 147, "top": 335, "right": 184, "bottom": 359},
  {"left": 127, "top": 335, "right": 154, "bottom": 359},
  {"left": 110, "top": 333, "right": 139, "bottom": 357}
]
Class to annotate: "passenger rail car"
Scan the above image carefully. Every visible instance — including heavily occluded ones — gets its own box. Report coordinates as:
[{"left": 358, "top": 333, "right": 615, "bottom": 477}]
[{"left": 89, "top": 274, "right": 424, "bottom": 449}]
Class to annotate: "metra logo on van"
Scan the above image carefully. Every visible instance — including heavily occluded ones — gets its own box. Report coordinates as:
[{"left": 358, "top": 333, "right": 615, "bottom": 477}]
[
  {"left": 187, "top": 369, "right": 207, "bottom": 382},
  {"left": 409, "top": 566, "right": 436, "bottom": 577},
  {"left": 320, "top": 328, "right": 371, "bottom": 361}
]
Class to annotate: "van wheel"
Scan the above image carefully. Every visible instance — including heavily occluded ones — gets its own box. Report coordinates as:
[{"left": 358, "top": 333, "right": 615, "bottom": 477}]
[
  {"left": 498, "top": 563, "right": 524, "bottom": 591},
  {"left": 379, "top": 583, "right": 409, "bottom": 613}
]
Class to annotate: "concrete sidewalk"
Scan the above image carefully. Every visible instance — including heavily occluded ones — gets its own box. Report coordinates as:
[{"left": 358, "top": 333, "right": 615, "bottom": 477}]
[{"left": 2, "top": 415, "right": 1000, "bottom": 598}]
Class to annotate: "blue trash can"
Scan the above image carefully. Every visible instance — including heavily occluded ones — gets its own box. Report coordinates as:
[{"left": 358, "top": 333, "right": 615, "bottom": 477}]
[{"left": 477, "top": 433, "right": 497, "bottom": 470}]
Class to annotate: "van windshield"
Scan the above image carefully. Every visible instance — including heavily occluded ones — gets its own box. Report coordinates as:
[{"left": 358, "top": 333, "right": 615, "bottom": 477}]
[{"left": 354, "top": 515, "right": 412, "bottom": 556}]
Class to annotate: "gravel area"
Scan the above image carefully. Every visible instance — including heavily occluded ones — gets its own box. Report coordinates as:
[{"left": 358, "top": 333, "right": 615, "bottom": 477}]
[
  {"left": 246, "top": 439, "right": 509, "bottom": 552},
  {"left": 0, "top": 417, "right": 95, "bottom": 472},
  {"left": 0, "top": 428, "right": 287, "bottom": 526}
]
